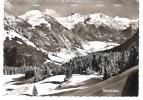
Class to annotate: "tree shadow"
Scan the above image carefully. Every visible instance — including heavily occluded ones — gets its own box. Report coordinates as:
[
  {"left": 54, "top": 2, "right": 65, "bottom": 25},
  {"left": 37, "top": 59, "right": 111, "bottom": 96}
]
[
  {"left": 5, "top": 80, "right": 15, "bottom": 84},
  {"left": 21, "top": 94, "right": 33, "bottom": 97},
  {"left": 6, "top": 88, "right": 14, "bottom": 91},
  {"left": 40, "top": 81, "right": 63, "bottom": 84},
  {"left": 12, "top": 76, "right": 26, "bottom": 81},
  {"left": 12, "top": 82, "right": 26, "bottom": 85},
  {"left": 5, "top": 76, "right": 29, "bottom": 85}
]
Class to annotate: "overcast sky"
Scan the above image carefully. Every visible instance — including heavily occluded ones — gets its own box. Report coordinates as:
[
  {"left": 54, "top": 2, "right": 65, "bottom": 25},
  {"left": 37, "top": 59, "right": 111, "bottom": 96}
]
[{"left": 4, "top": 0, "right": 139, "bottom": 18}]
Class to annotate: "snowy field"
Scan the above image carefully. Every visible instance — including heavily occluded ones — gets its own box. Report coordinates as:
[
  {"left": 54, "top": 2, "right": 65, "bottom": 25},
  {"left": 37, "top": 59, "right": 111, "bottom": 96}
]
[{"left": 3, "top": 74, "right": 103, "bottom": 96}]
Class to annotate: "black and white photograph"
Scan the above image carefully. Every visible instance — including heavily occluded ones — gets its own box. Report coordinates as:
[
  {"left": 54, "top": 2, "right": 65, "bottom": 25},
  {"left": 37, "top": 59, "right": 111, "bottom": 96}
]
[{"left": 3, "top": 0, "right": 139, "bottom": 97}]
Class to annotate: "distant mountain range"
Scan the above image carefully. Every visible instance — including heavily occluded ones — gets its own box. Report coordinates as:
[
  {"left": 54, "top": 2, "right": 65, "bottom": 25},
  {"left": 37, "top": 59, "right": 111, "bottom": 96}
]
[{"left": 57, "top": 12, "right": 138, "bottom": 43}]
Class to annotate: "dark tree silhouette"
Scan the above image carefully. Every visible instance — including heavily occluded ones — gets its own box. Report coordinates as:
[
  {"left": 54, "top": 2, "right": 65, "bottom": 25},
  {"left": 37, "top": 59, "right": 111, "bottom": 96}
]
[
  {"left": 92, "top": 55, "right": 99, "bottom": 72},
  {"left": 32, "top": 85, "right": 38, "bottom": 96}
]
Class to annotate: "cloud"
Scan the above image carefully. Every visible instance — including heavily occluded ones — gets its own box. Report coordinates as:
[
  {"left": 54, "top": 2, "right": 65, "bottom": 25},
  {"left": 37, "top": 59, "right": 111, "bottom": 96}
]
[
  {"left": 113, "top": 4, "right": 122, "bottom": 7},
  {"left": 70, "top": 4, "right": 79, "bottom": 7},
  {"left": 96, "top": 4, "right": 104, "bottom": 7},
  {"left": 43, "top": 9, "right": 60, "bottom": 17},
  {"left": 4, "top": 0, "right": 12, "bottom": 10}
]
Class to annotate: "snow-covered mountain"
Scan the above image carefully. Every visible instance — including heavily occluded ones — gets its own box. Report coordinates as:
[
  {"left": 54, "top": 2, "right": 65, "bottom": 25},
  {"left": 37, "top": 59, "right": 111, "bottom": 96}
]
[
  {"left": 56, "top": 13, "right": 138, "bottom": 43},
  {"left": 5, "top": 11, "right": 82, "bottom": 52},
  {"left": 56, "top": 13, "right": 138, "bottom": 30},
  {"left": 19, "top": 10, "right": 51, "bottom": 27}
]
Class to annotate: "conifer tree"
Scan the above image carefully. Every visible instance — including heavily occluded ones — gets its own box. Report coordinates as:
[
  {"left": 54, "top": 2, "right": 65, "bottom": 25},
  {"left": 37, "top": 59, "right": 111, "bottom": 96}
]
[{"left": 32, "top": 85, "right": 38, "bottom": 96}]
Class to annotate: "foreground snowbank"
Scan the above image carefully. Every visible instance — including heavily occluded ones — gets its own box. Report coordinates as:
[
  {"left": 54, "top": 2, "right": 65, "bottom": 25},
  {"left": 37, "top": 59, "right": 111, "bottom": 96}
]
[{"left": 3, "top": 74, "right": 103, "bottom": 96}]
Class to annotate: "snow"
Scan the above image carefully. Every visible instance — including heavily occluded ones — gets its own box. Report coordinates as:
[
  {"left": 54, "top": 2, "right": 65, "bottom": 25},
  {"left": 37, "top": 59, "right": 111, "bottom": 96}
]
[
  {"left": 56, "top": 13, "right": 87, "bottom": 29},
  {"left": 2, "top": 74, "right": 26, "bottom": 95},
  {"left": 4, "top": 13, "right": 18, "bottom": 26},
  {"left": 56, "top": 13, "right": 137, "bottom": 30},
  {"left": 16, "top": 41, "right": 23, "bottom": 44},
  {"left": 48, "top": 41, "right": 119, "bottom": 64},
  {"left": 43, "top": 59, "right": 51, "bottom": 64},
  {"left": 19, "top": 10, "right": 51, "bottom": 28},
  {"left": 3, "top": 74, "right": 25, "bottom": 83},
  {"left": 3, "top": 74, "right": 102, "bottom": 96},
  {"left": 82, "top": 41, "right": 119, "bottom": 53},
  {"left": 48, "top": 49, "right": 76, "bottom": 64},
  {"left": 39, "top": 75, "right": 65, "bottom": 84},
  {"left": 61, "top": 74, "right": 103, "bottom": 87},
  {"left": 86, "top": 13, "right": 131, "bottom": 30},
  {"left": 4, "top": 30, "right": 38, "bottom": 49},
  {"left": 48, "top": 53, "right": 65, "bottom": 63},
  {"left": 4, "top": 28, "right": 49, "bottom": 54},
  {"left": 41, "top": 87, "right": 85, "bottom": 95}
]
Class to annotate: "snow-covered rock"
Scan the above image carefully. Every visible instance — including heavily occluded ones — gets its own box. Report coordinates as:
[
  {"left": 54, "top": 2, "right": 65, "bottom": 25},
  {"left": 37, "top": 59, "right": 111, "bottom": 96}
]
[{"left": 4, "top": 30, "right": 38, "bottom": 49}]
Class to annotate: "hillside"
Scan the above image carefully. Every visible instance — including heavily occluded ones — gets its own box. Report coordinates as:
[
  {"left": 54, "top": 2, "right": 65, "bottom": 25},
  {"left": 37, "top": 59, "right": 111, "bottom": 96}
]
[{"left": 49, "top": 66, "right": 138, "bottom": 96}]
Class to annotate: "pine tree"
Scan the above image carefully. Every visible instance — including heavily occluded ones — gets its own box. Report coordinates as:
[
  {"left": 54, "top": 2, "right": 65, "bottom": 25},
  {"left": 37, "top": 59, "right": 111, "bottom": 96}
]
[{"left": 32, "top": 85, "right": 38, "bottom": 96}]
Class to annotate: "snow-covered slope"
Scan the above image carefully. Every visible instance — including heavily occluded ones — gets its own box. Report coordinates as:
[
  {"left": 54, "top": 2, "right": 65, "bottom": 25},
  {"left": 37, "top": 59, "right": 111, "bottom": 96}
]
[
  {"left": 3, "top": 66, "right": 138, "bottom": 96},
  {"left": 47, "top": 41, "right": 119, "bottom": 64},
  {"left": 3, "top": 74, "right": 102, "bottom": 96},
  {"left": 4, "top": 30, "right": 38, "bottom": 49},
  {"left": 82, "top": 41, "right": 119, "bottom": 53}
]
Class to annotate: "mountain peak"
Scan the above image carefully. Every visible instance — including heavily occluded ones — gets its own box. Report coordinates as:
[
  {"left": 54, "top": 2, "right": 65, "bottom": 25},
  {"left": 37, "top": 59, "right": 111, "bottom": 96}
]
[
  {"left": 19, "top": 10, "right": 51, "bottom": 28},
  {"left": 20, "top": 10, "right": 43, "bottom": 18}
]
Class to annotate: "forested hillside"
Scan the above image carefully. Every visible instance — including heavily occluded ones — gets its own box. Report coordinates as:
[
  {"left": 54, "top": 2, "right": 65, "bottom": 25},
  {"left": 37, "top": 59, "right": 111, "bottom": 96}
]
[{"left": 63, "top": 30, "right": 139, "bottom": 80}]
